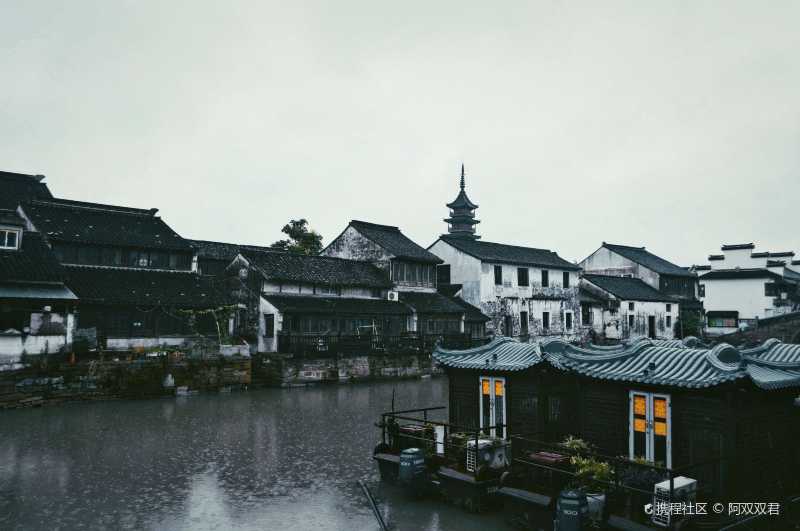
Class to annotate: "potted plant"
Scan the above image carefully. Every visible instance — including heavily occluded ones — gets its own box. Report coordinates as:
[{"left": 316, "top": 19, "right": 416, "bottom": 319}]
[{"left": 618, "top": 457, "right": 668, "bottom": 522}]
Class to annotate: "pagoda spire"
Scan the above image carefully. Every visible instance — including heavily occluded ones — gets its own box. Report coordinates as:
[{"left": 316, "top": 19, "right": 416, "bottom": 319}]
[{"left": 443, "top": 164, "right": 480, "bottom": 239}]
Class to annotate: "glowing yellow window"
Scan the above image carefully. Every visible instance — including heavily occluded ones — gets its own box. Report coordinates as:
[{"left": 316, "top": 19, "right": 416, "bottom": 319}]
[
  {"left": 654, "top": 421, "right": 667, "bottom": 436},
  {"left": 634, "top": 395, "right": 646, "bottom": 416},
  {"left": 482, "top": 379, "right": 490, "bottom": 395},
  {"left": 634, "top": 418, "right": 646, "bottom": 432},
  {"left": 494, "top": 380, "right": 504, "bottom": 397},
  {"left": 654, "top": 398, "right": 667, "bottom": 420}
]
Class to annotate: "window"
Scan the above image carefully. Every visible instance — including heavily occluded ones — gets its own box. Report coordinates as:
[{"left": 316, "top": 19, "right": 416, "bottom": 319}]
[
  {"left": 517, "top": 267, "right": 529, "bottom": 287},
  {"left": 628, "top": 302, "right": 634, "bottom": 311},
  {"left": 765, "top": 283, "right": 778, "bottom": 297},
  {"left": 628, "top": 315, "right": 635, "bottom": 328},
  {"left": 437, "top": 264, "right": 451, "bottom": 285},
  {"left": 0, "top": 229, "right": 20, "bottom": 250},
  {"left": 542, "top": 311, "right": 550, "bottom": 330},
  {"left": 265, "top": 314, "right": 275, "bottom": 338},
  {"left": 494, "top": 265, "right": 503, "bottom": 285},
  {"left": 541, "top": 270, "right": 549, "bottom": 287},
  {"left": 548, "top": 396, "right": 561, "bottom": 422},
  {"left": 565, "top": 311, "right": 573, "bottom": 331},
  {"left": 630, "top": 391, "right": 671, "bottom": 467},
  {"left": 666, "top": 315, "right": 672, "bottom": 329},
  {"left": 666, "top": 304, "right": 671, "bottom": 313},
  {"left": 563, "top": 271, "right": 570, "bottom": 289},
  {"left": 520, "top": 311, "right": 528, "bottom": 335},
  {"left": 479, "top": 376, "right": 506, "bottom": 438},
  {"left": 149, "top": 251, "right": 168, "bottom": 269},
  {"left": 581, "top": 304, "right": 592, "bottom": 325}
]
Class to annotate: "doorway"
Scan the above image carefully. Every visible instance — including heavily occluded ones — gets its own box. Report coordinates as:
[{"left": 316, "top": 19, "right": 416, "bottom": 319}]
[{"left": 648, "top": 316, "right": 656, "bottom": 338}]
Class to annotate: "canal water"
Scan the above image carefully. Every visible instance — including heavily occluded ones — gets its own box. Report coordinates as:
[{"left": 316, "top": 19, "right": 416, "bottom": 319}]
[{"left": 0, "top": 377, "right": 509, "bottom": 530}]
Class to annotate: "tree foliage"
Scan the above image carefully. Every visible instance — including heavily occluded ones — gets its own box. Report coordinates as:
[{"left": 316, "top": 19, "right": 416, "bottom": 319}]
[{"left": 271, "top": 219, "right": 323, "bottom": 255}]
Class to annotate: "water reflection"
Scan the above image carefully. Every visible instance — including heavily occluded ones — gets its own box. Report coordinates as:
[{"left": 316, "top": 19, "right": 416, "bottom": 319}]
[{"left": 0, "top": 378, "right": 508, "bottom": 530}]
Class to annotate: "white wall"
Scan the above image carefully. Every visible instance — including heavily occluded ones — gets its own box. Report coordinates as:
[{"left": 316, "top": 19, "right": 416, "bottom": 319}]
[
  {"left": 321, "top": 226, "right": 393, "bottom": 271},
  {"left": 580, "top": 247, "right": 660, "bottom": 290},
  {"left": 428, "top": 240, "right": 482, "bottom": 306},
  {"left": 700, "top": 277, "right": 778, "bottom": 322}
]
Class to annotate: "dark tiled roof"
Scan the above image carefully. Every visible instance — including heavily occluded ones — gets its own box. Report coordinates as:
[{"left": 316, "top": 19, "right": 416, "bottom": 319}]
[
  {"left": 582, "top": 274, "right": 675, "bottom": 302},
  {"left": 437, "top": 283, "right": 463, "bottom": 297},
  {"left": 543, "top": 338, "right": 800, "bottom": 390},
  {"left": 769, "top": 251, "right": 795, "bottom": 258},
  {"left": 64, "top": 266, "right": 230, "bottom": 308},
  {"left": 263, "top": 294, "right": 411, "bottom": 315},
  {"left": 782, "top": 268, "right": 800, "bottom": 282},
  {"left": 721, "top": 243, "right": 755, "bottom": 251},
  {"left": 242, "top": 250, "right": 392, "bottom": 288},
  {"left": 437, "top": 236, "right": 580, "bottom": 270},
  {"left": 446, "top": 190, "right": 478, "bottom": 210},
  {"left": 448, "top": 296, "right": 491, "bottom": 322},
  {"left": 793, "top": 260, "right": 800, "bottom": 266},
  {"left": 436, "top": 336, "right": 800, "bottom": 390},
  {"left": 22, "top": 199, "right": 191, "bottom": 251},
  {"left": 434, "top": 337, "right": 542, "bottom": 371},
  {"left": 348, "top": 220, "right": 443, "bottom": 264},
  {"left": 751, "top": 252, "right": 769, "bottom": 258},
  {"left": 0, "top": 171, "right": 52, "bottom": 210},
  {"left": 189, "top": 239, "right": 274, "bottom": 261},
  {"left": 708, "top": 255, "right": 724, "bottom": 261},
  {"left": 693, "top": 265, "right": 711, "bottom": 271},
  {"left": 601, "top": 243, "right": 694, "bottom": 277},
  {"left": 700, "top": 268, "right": 784, "bottom": 281},
  {"left": 0, "top": 232, "right": 65, "bottom": 283},
  {"left": 579, "top": 286, "right": 609, "bottom": 304},
  {"left": 399, "top": 291, "right": 468, "bottom": 315}
]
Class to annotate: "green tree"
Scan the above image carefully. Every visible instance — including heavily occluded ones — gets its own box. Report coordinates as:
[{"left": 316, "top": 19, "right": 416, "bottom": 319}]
[{"left": 271, "top": 219, "right": 323, "bottom": 255}]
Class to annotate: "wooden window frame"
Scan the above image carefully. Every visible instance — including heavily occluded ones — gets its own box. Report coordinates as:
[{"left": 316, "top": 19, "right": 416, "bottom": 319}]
[
  {"left": 628, "top": 390, "right": 671, "bottom": 468},
  {"left": 494, "top": 265, "right": 503, "bottom": 286},
  {"left": 517, "top": 267, "right": 529, "bottom": 287},
  {"left": 562, "top": 271, "right": 570, "bottom": 289},
  {"left": 479, "top": 375, "right": 507, "bottom": 438}
]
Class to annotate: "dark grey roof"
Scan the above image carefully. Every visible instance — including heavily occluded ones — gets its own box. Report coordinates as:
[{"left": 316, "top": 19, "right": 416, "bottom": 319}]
[
  {"left": 582, "top": 274, "right": 675, "bottom": 302},
  {"left": 721, "top": 243, "right": 755, "bottom": 251},
  {"left": 242, "top": 249, "right": 392, "bottom": 288},
  {"left": 399, "top": 291, "right": 468, "bottom": 315},
  {"left": 22, "top": 198, "right": 191, "bottom": 251},
  {"left": 0, "top": 171, "right": 52, "bottom": 210},
  {"left": 64, "top": 266, "right": 230, "bottom": 308},
  {"left": 263, "top": 294, "right": 411, "bottom": 316},
  {"left": 436, "top": 236, "right": 580, "bottom": 270},
  {"left": 436, "top": 336, "right": 800, "bottom": 390},
  {"left": 348, "top": 220, "right": 442, "bottom": 264},
  {"left": 601, "top": 243, "right": 694, "bottom": 277},
  {"left": 434, "top": 337, "right": 543, "bottom": 371},
  {"left": 693, "top": 265, "right": 711, "bottom": 271},
  {"left": 708, "top": 255, "right": 724, "bottom": 261},
  {"left": 450, "top": 297, "right": 491, "bottom": 322},
  {"left": 189, "top": 239, "right": 273, "bottom": 261},
  {"left": 700, "top": 268, "right": 784, "bottom": 281},
  {"left": 769, "top": 251, "right": 795, "bottom": 258},
  {"left": 0, "top": 232, "right": 65, "bottom": 283},
  {"left": 543, "top": 338, "right": 800, "bottom": 391}
]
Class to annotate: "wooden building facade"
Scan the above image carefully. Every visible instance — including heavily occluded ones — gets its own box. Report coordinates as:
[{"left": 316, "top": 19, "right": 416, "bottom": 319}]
[{"left": 435, "top": 337, "right": 800, "bottom": 501}]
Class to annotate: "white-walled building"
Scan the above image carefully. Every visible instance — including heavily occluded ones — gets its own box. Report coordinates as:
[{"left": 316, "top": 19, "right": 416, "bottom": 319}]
[
  {"left": 580, "top": 274, "right": 679, "bottom": 340},
  {"left": 426, "top": 168, "right": 582, "bottom": 340},
  {"left": 697, "top": 243, "right": 800, "bottom": 335},
  {"left": 580, "top": 242, "right": 700, "bottom": 318}
]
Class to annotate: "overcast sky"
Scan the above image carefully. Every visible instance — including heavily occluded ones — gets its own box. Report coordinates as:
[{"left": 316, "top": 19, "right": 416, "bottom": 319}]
[{"left": 2, "top": 1, "right": 798, "bottom": 266}]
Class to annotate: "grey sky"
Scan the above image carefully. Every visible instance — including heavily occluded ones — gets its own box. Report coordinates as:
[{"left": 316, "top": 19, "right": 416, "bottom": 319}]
[{"left": 1, "top": 1, "right": 798, "bottom": 266}]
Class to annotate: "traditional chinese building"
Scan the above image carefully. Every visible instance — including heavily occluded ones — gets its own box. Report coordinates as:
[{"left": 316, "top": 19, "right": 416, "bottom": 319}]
[
  {"left": 17, "top": 197, "right": 231, "bottom": 351},
  {"left": 434, "top": 336, "right": 800, "bottom": 503},
  {"left": 428, "top": 167, "right": 582, "bottom": 340},
  {"left": 0, "top": 211, "right": 77, "bottom": 365},
  {"left": 321, "top": 219, "right": 479, "bottom": 336}
]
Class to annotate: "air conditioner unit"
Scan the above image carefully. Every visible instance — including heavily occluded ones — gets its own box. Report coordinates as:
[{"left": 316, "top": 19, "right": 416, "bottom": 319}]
[
  {"left": 466, "top": 439, "right": 508, "bottom": 472},
  {"left": 387, "top": 291, "right": 399, "bottom": 301},
  {"left": 651, "top": 476, "right": 697, "bottom": 527}
]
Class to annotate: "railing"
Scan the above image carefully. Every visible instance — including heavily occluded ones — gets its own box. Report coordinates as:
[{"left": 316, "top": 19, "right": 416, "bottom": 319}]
[
  {"left": 376, "top": 406, "right": 511, "bottom": 481},
  {"left": 277, "top": 332, "right": 489, "bottom": 356}
]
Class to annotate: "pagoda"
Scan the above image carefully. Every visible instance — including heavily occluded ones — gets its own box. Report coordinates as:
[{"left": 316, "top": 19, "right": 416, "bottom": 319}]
[{"left": 443, "top": 164, "right": 480, "bottom": 239}]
